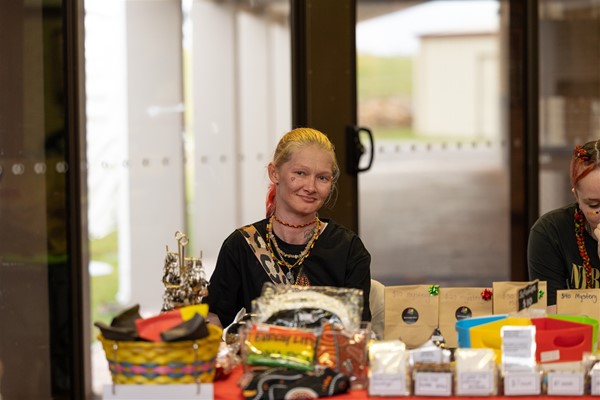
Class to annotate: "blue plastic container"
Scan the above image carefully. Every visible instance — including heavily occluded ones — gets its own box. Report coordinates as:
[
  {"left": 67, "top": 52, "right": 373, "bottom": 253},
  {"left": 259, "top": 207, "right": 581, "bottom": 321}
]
[{"left": 455, "top": 314, "right": 507, "bottom": 348}]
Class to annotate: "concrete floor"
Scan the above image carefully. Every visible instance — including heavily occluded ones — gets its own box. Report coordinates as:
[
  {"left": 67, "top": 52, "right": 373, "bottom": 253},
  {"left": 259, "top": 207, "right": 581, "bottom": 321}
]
[{"left": 359, "top": 141, "right": 511, "bottom": 288}]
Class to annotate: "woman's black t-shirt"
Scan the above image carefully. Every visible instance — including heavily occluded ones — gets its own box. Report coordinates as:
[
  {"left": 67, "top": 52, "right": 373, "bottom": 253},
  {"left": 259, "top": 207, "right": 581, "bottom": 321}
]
[{"left": 204, "top": 218, "right": 372, "bottom": 328}]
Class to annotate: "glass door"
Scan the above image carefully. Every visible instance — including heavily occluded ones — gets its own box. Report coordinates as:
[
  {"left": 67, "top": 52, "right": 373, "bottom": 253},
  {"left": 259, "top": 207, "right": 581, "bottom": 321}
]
[
  {"left": 356, "top": 0, "right": 511, "bottom": 287},
  {"left": 538, "top": 0, "right": 600, "bottom": 214},
  {"left": 84, "top": 0, "right": 292, "bottom": 394}
]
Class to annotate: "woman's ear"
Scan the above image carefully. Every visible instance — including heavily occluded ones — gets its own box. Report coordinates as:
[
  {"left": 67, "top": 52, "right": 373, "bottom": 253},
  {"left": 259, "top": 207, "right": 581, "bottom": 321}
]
[
  {"left": 572, "top": 187, "right": 579, "bottom": 202},
  {"left": 267, "top": 163, "right": 279, "bottom": 184}
]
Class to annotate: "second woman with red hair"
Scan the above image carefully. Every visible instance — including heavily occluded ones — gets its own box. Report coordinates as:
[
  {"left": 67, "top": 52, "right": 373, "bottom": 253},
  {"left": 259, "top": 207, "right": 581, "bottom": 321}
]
[{"left": 528, "top": 140, "right": 600, "bottom": 312}]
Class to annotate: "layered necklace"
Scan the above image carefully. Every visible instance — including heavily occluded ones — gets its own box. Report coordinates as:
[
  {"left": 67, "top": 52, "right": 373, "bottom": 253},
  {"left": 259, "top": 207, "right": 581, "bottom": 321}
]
[
  {"left": 574, "top": 206, "right": 595, "bottom": 288},
  {"left": 266, "top": 215, "right": 321, "bottom": 286}
]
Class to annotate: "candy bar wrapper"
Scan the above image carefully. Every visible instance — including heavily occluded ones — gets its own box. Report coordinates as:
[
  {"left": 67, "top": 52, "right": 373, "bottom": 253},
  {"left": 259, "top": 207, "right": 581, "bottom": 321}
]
[
  {"left": 368, "top": 340, "right": 411, "bottom": 396},
  {"left": 384, "top": 285, "right": 439, "bottom": 349},
  {"left": 241, "top": 323, "right": 317, "bottom": 372},
  {"left": 454, "top": 348, "right": 498, "bottom": 396}
]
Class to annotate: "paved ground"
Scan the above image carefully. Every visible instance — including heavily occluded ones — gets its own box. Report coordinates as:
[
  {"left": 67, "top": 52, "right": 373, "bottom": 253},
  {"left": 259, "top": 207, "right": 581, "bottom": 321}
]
[{"left": 359, "top": 140, "right": 511, "bottom": 288}]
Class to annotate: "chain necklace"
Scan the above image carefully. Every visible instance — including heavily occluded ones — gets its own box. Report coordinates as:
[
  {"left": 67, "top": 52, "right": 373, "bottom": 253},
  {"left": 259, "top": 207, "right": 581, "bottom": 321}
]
[
  {"left": 273, "top": 214, "right": 318, "bottom": 229},
  {"left": 574, "top": 206, "right": 595, "bottom": 288},
  {"left": 266, "top": 216, "right": 321, "bottom": 284}
]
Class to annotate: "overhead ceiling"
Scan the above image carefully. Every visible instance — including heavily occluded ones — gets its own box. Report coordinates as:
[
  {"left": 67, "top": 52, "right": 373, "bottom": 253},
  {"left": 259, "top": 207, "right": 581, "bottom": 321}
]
[
  {"left": 234, "top": 0, "right": 428, "bottom": 24},
  {"left": 356, "top": 0, "right": 426, "bottom": 23}
]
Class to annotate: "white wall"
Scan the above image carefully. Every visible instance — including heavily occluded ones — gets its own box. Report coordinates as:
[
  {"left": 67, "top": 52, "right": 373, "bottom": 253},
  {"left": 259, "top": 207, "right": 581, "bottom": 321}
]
[
  {"left": 191, "top": 0, "right": 291, "bottom": 275},
  {"left": 124, "top": 0, "right": 186, "bottom": 312},
  {"left": 85, "top": 0, "right": 291, "bottom": 312},
  {"left": 414, "top": 33, "right": 500, "bottom": 140}
]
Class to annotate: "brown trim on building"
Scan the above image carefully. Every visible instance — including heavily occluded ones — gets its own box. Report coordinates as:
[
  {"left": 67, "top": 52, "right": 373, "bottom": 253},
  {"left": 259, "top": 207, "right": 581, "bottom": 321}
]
[{"left": 509, "top": 0, "right": 539, "bottom": 281}]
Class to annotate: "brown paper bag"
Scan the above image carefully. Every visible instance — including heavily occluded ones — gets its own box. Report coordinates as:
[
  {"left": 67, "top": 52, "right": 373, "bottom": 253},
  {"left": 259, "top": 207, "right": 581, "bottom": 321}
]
[
  {"left": 492, "top": 281, "right": 547, "bottom": 314},
  {"left": 383, "top": 285, "right": 439, "bottom": 348},
  {"left": 438, "top": 287, "right": 493, "bottom": 348},
  {"left": 556, "top": 289, "right": 600, "bottom": 321}
]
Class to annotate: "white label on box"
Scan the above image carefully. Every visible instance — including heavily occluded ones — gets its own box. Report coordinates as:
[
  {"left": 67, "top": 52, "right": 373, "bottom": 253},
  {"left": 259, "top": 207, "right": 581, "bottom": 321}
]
[
  {"left": 456, "top": 371, "right": 494, "bottom": 396},
  {"left": 412, "top": 349, "right": 443, "bottom": 364},
  {"left": 369, "top": 373, "right": 408, "bottom": 396},
  {"left": 547, "top": 372, "right": 584, "bottom": 396},
  {"left": 501, "top": 326, "right": 536, "bottom": 371},
  {"left": 592, "top": 370, "right": 600, "bottom": 395},
  {"left": 414, "top": 372, "right": 452, "bottom": 396},
  {"left": 503, "top": 372, "right": 541, "bottom": 396},
  {"left": 540, "top": 350, "right": 560, "bottom": 363}
]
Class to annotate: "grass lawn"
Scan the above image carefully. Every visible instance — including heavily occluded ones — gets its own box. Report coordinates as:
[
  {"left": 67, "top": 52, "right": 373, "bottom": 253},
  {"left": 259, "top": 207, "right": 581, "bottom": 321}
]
[
  {"left": 357, "top": 54, "right": 413, "bottom": 99},
  {"left": 90, "top": 230, "right": 119, "bottom": 342}
]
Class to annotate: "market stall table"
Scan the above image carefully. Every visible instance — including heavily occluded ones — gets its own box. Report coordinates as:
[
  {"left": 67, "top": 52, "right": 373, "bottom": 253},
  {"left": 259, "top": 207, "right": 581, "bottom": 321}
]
[{"left": 213, "top": 366, "right": 593, "bottom": 400}]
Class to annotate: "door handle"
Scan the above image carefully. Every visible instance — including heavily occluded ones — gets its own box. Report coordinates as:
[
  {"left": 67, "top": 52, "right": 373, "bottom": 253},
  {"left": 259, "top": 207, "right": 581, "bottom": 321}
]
[{"left": 346, "top": 125, "right": 374, "bottom": 174}]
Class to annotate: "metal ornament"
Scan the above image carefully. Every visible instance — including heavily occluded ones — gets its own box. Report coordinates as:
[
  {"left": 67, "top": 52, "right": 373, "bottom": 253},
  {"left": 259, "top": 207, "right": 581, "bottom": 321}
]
[{"left": 161, "top": 230, "right": 209, "bottom": 311}]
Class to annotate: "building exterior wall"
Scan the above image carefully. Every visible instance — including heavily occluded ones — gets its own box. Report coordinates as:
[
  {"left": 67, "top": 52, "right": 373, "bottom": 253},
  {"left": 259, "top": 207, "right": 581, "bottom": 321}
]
[{"left": 414, "top": 33, "right": 499, "bottom": 140}]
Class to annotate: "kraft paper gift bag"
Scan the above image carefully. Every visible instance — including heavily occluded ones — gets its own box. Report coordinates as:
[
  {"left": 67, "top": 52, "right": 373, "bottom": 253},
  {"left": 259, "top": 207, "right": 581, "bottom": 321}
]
[
  {"left": 438, "top": 287, "right": 493, "bottom": 348},
  {"left": 492, "top": 281, "right": 547, "bottom": 314},
  {"left": 383, "top": 285, "right": 439, "bottom": 348},
  {"left": 557, "top": 288, "right": 600, "bottom": 321}
]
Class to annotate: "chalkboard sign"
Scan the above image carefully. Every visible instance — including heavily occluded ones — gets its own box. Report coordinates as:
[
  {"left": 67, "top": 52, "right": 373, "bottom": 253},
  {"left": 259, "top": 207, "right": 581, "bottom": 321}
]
[{"left": 518, "top": 281, "right": 539, "bottom": 311}]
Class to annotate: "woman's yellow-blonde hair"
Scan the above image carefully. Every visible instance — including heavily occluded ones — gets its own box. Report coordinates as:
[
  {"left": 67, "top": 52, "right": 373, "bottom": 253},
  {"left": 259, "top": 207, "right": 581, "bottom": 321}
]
[{"left": 266, "top": 127, "right": 340, "bottom": 217}]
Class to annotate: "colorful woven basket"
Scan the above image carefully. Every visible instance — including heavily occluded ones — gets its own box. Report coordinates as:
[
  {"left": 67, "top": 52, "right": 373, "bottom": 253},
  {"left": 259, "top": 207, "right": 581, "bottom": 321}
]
[{"left": 99, "top": 324, "right": 222, "bottom": 384}]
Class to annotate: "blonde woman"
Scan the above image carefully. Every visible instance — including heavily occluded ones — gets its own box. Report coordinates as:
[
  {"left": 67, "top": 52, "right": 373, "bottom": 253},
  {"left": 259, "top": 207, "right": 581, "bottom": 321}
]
[{"left": 204, "top": 127, "right": 372, "bottom": 328}]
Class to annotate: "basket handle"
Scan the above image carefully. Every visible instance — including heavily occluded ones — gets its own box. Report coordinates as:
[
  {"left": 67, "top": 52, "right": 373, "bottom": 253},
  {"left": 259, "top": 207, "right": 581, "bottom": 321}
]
[
  {"left": 193, "top": 341, "right": 202, "bottom": 392},
  {"left": 111, "top": 342, "right": 119, "bottom": 395}
]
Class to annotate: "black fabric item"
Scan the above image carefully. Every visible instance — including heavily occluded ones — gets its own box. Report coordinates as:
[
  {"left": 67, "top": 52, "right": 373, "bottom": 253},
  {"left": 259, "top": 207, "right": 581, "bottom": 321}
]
[
  {"left": 203, "top": 218, "right": 371, "bottom": 328},
  {"left": 111, "top": 304, "right": 142, "bottom": 329},
  {"left": 240, "top": 367, "right": 350, "bottom": 400},
  {"left": 265, "top": 308, "right": 342, "bottom": 329},
  {"left": 94, "top": 321, "right": 139, "bottom": 341},
  {"left": 528, "top": 202, "right": 600, "bottom": 305},
  {"left": 94, "top": 304, "right": 142, "bottom": 341},
  {"left": 160, "top": 313, "right": 209, "bottom": 342}
]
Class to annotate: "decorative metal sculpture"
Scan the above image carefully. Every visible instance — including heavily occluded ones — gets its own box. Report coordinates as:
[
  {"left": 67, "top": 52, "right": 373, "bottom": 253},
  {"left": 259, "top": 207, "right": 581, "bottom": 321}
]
[{"left": 161, "top": 230, "right": 209, "bottom": 311}]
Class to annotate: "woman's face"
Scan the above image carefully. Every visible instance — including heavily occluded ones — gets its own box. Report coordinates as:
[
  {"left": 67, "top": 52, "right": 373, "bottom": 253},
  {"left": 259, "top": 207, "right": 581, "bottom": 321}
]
[
  {"left": 269, "top": 144, "right": 334, "bottom": 217},
  {"left": 575, "top": 167, "right": 600, "bottom": 229}
]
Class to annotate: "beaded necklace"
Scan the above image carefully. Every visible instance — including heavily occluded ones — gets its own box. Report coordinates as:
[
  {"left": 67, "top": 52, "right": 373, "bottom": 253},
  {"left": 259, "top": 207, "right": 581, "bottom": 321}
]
[
  {"left": 273, "top": 214, "right": 318, "bottom": 229},
  {"left": 265, "top": 216, "right": 321, "bottom": 284},
  {"left": 574, "top": 206, "right": 595, "bottom": 288}
]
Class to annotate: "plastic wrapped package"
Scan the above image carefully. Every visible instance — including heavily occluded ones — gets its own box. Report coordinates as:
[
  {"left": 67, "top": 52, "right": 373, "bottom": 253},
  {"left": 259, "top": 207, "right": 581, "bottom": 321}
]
[
  {"left": 454, "top": 348, "right": 498, "bottom": 396},
  {"left": 584, "top": 352, "right": 600, "bottom": 395},
  {"left": 368, "top": 340, "right": 411, "bottom": 397},
  {"left": 499, "top": 325, "right": 541, "bottom": 396},
  {"left": 315, "top": 322, "right": 371, "bottom": 389},
  {"left": 409, "top": 340, "right": 453, "bottom": 396},
  {"left": 540, "top": 361, "right": 585, "bottom": 396},
  {"left": 241, "top": 323, "right": 318, "bottom": 372},
  {"left": 252, "top": 283, "right": 363, "bottom": 331}
]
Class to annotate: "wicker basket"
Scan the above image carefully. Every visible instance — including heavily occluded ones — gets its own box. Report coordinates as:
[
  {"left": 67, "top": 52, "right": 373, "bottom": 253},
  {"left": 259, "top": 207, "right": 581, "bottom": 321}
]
[{"left": 99, "top": 324, "right": 222, "bottom": 384}]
